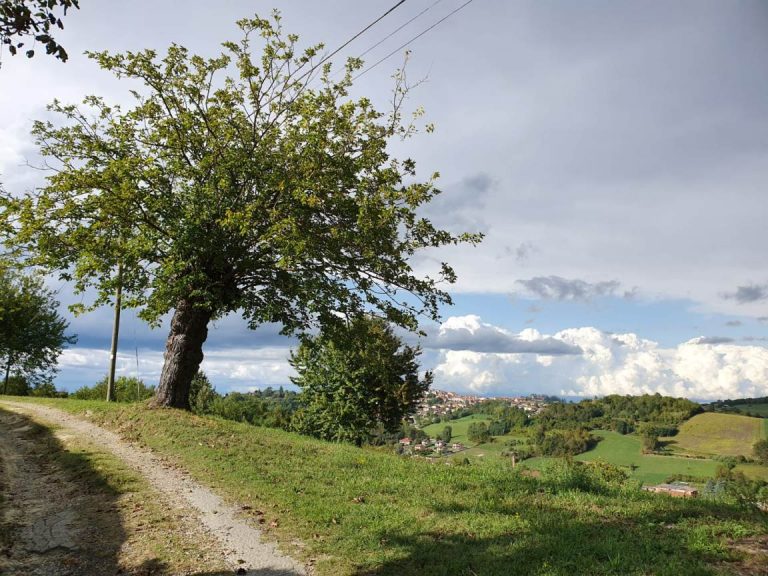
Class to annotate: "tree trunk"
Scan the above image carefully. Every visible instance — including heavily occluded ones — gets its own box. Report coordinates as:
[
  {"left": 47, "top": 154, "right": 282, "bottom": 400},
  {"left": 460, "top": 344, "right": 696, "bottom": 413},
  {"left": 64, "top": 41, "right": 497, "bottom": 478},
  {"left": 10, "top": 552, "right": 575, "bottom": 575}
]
[
  {"left": 106, "top": 264, "right": 122, "bottom": 402},
  {"left": 152, "top": 300, "right": 212, "bottom": 409},
  {"left": 3, "top": 358, "right": 10, "bottom": 395}
]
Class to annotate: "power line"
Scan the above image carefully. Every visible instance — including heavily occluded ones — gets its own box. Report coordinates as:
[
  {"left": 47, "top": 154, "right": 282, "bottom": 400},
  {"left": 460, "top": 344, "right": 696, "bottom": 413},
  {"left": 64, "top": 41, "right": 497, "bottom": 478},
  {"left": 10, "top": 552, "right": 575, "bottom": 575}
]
[
  {"left": 296, "top": 0, "right": 408, "bottom": 85},
  {"left": 357, "top": 0, "right": 446, "bottom": 61},
  {"left": 353, "top": 0, "right": 477, "bottom": 81}
]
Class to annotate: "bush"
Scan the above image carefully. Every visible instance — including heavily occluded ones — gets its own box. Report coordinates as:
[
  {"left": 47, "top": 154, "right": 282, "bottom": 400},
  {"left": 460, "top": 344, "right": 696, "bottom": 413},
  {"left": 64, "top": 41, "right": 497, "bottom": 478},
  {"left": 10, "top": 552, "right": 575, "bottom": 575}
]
[
  {"left": 72, "top": 375, "right": 153, "bottom": 402},
  {"left": 208, "top": 393, "right": 266, "bottom": 425},
  {"left": 30, "top": 380, "right": 66, "bottom": 398},
  {"left": 1, "top": 374, "right": 30, "bottom": 396},
  {"left": 537, "top": 428, "right": 596, "bottom": 457},
  {"left": 540, "top": 459, "right": 628, "bottom": 494},
  {"left": 753, "top": 439, "right": 768, "bottom": 465}
]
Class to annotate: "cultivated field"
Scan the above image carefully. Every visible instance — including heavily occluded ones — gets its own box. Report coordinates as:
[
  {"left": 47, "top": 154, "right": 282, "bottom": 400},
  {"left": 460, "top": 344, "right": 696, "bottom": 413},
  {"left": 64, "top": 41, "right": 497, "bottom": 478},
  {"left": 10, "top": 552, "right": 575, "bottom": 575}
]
[{"left": 665, "top": 413, "right": 765, "bottom": 457}]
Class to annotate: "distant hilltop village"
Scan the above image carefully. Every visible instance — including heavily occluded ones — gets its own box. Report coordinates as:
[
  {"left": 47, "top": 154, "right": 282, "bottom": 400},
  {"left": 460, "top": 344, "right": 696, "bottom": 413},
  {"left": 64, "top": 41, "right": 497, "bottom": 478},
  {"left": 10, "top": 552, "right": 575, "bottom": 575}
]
[{"left": 416, "top": 389, "right": 550, "bottom": 419}]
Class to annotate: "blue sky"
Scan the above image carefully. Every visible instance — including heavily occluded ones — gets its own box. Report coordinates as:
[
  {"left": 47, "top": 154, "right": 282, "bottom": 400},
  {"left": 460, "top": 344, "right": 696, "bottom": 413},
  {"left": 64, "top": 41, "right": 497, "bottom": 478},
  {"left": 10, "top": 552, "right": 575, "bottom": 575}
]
[{"left": 1, "top": 1, "right": 767, "bottom": 400}]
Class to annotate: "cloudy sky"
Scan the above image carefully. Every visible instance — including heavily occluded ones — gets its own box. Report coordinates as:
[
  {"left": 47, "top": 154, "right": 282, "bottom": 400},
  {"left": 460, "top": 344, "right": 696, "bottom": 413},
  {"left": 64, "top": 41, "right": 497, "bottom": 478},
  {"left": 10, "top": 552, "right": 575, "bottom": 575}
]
[{"left": 1, "top": 1, "right": 767, "bottom": 400}]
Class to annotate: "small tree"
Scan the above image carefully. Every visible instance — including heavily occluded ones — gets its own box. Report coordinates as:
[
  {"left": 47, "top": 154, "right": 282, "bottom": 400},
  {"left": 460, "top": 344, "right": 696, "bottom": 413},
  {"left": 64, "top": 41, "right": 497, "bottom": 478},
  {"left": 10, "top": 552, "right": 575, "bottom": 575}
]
[
  {"left": 440, "top": 425, "right": 452, "bottom": 443},
  {"left": 3, "top": 13, "right": 480, "bottom": 409},
  {"left": 189, "top": 370, "right": 219, "bottom": 414},
  {"left": 467, "top": 422, "right": 490, "bottom": 444},
  {"left": 640, "top": 430, "right": 660, "bottom": 453},
  {"left": 0, "top": 265, "right": 75, "bottom": 393},
  {"left": 290, "top": 315, "right": 431, "bottom": 446}
]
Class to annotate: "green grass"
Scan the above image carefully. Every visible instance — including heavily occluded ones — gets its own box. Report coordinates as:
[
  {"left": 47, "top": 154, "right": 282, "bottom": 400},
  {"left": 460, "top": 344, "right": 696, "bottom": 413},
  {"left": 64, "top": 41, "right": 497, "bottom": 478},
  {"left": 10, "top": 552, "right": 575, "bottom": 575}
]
[
  {"left": 725, "top": 403, "right": 768, "bottom": 418},
  {"left": 6, "top": 397, "right": 768, "bottom": 576},
  {"left": 421, "top": 414, "right": 492, "bottom": 445},
  {"left": 665, "top": 413, "right": 764, "bottom": 457},
  {"left": 522, "top": 430, "right": 768, "bottom": 485}
]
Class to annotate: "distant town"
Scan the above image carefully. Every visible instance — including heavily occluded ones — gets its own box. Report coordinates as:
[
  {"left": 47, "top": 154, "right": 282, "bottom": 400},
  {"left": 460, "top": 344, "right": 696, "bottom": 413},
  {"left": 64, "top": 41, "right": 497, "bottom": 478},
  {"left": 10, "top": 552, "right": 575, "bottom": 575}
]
[{"left": 415, "top": 389, "right": 551, "bottom": 419}]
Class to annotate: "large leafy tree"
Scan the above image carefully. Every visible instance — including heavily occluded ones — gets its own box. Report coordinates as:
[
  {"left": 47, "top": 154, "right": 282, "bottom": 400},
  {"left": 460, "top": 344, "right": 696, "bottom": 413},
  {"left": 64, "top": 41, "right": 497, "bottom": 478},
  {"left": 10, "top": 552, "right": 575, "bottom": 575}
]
[
  {"left": 0, "top": 264, "right": 76, "bottom": 393},
  {"left": 2, "top": 13, "right": 480, "bottom": 409},
  {"left": 290, "top": 316, "right": 431, "bottom": 446},
  {"left": 0, "top": 0, "right": 79, "bottom": 62}
]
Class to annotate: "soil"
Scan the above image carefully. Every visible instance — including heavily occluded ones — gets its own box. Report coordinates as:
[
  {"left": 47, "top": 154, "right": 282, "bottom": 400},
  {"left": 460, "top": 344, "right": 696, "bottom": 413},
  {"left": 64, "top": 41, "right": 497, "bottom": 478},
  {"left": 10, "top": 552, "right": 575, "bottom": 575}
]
[{"left": 0, "top": 401, "right": 306, "bottom": 576}]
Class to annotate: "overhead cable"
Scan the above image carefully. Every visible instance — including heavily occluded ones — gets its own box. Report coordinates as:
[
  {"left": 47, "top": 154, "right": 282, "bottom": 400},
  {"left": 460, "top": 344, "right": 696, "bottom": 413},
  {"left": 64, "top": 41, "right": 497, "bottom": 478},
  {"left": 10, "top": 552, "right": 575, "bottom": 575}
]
[
  {"left": 353, "top": 0, "right": 477, "bottom": 81},
  {"left": 297, "top": 0, "right": 408, "bottom": 84}
]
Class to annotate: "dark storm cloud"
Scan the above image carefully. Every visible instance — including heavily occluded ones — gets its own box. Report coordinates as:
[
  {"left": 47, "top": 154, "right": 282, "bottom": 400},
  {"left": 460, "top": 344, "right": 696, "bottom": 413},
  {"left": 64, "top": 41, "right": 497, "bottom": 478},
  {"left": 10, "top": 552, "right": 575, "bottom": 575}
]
[
  {"left": 515, "top": 276, "right": 621, "bottom": 301},
  {"left": 692, "top": 336, "right": 735, "bottom": 345},
  {"left": 721, "top": 283, "right": 768, "bottom": 304},
  {"left": 422, "top": 172, "right": 494, "bottom": 234}
]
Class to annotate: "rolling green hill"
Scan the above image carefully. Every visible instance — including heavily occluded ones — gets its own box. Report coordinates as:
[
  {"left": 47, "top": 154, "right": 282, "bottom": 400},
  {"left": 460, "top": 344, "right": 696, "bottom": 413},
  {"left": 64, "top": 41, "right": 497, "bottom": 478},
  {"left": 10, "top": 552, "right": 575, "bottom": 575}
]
[
  {"left": 729, "top": 403, "right": 768, "bottom": 417},
  {"left": 664, "top": 412, "right": 765, "bottom": 457},
  {"left": 523, "top": 431, "right": 721, "bottom": 485},
  {"left": 4, "top": 398, "right": 767, "bottom": 575}
]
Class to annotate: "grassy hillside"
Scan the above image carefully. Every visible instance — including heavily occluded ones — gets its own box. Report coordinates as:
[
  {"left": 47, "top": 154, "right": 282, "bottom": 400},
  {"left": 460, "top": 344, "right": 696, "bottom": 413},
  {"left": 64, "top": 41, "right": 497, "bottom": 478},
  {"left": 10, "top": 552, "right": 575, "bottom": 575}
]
[
  {"left": 576, "top": 431, "right": 721, "bottom": 485},
  {"left": 525, "top": 430, "right": 768, "bottom": 484},
  {"left": 5, "top": 398, "right": 767, "bottom": 576},
  {"left": 729, "top": 403, "right": 768, "bottom": 417},
  {"left": 665, "top": 413, "right": 765, "bottom": 457},
  {"left": 421, "top": 414, "right": 492, "bottom": 445},
  {"left": 523, "top": 432, "right": 720, "bottom": 485}
]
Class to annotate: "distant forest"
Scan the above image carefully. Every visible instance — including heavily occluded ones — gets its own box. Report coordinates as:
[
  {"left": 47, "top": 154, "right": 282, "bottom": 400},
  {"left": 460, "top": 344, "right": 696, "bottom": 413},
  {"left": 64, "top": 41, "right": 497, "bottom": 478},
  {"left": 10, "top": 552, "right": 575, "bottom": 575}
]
[{"left": 705, "top": 396, "right": 768, "bottom": 418}]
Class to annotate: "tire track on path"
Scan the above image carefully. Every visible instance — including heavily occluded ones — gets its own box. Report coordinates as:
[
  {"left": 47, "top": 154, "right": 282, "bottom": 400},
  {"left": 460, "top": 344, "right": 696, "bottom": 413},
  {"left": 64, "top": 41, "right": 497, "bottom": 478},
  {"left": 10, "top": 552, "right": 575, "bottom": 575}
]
[{"left": 0, "top": 401, "right": 307, "bottom": 576}]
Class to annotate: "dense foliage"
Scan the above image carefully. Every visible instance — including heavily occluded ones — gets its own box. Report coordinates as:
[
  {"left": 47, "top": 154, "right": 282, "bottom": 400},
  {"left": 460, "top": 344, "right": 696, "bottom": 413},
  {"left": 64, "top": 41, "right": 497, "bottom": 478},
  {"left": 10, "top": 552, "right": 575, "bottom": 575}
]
[
  {"left": 189, "top": 371, "right": 300, "bottom": 429},
  {"left": 0, "top": 0, "right": 78, "bottom": 61},
  {"left": 537, "top": 394, "right": 701, "bottom": 433},
  {"left": 290, "top": 316, "right": 431, "bottom": 446},
  {"left": 0, "top": 265, "right": 75, "bottom": 392},
  {"left": 2, "top": 12, "right": 480, "bottom": 409},
  {"left": 0, "top": 373, "right": 65, "bottom": 397},
  {"left": 532, "top": 426, "right": 598, "bottom": 457},
  {"left": 72, "top": 375, "right": 154, "bottom": 402},
  {"left": 467, "top": 421, "right": 490, "bottom": 444}
]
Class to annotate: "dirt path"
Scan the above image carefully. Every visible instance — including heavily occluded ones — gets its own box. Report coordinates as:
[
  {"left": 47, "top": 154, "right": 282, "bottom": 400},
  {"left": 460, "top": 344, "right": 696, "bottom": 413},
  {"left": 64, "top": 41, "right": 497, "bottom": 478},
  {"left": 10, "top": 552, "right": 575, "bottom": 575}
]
[{"left": 0, "top": 401, "right": 306, "bottom": 576}]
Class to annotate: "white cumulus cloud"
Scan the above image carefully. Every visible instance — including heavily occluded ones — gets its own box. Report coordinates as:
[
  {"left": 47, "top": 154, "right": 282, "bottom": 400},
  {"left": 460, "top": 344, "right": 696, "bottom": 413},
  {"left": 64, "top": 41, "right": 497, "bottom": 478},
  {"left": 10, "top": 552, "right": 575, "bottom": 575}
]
[{"left": 430, "top": 316, "right": 768, "bottom": 400}]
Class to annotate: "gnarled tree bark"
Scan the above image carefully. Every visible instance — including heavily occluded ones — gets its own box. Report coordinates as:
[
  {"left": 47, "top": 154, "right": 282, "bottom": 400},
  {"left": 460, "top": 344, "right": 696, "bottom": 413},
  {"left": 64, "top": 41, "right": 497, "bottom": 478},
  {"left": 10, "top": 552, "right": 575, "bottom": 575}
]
[{"left": 152, "top": 300, "right": 212, "bottom": 409}]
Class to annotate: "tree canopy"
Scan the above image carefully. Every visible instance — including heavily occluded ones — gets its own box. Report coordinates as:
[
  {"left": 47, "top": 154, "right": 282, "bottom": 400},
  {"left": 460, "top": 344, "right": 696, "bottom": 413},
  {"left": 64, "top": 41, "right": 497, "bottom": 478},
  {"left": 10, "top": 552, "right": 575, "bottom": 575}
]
[
  {"left": 0, "top": 0, "right": 79, "bottom": 61},
  {"left": 0, "top": 264, "right": 75, "bottom": 392},
  {"left": 1, "top": 13, "right": 480, "bottom": 408},
  {"left": 290, "top": 315, "right": 431, "bottom": 445}
]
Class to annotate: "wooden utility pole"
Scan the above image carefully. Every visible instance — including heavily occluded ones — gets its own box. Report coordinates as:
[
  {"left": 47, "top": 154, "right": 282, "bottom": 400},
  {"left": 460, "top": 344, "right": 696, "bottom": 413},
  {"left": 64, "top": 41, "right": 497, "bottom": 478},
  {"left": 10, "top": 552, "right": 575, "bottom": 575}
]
[{"left": 106, "top": 263, "right": 122, "bottom": 402}]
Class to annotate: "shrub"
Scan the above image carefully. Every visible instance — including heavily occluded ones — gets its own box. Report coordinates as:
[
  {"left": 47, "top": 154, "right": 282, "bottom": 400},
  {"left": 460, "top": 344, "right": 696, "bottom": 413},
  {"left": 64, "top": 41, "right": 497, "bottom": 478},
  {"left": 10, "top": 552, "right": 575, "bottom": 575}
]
[
  {"left": 540, "top": 459, "right": 628, "bottom": 495},
  {"left": 72, "top": 375, "right": 153, "bottom": 402},
  {"left": 208, "top": 393, "right": 266, "bottom": 425},
  {"left": 752, "top": 439, "right": 768, "bottom": 465}
]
